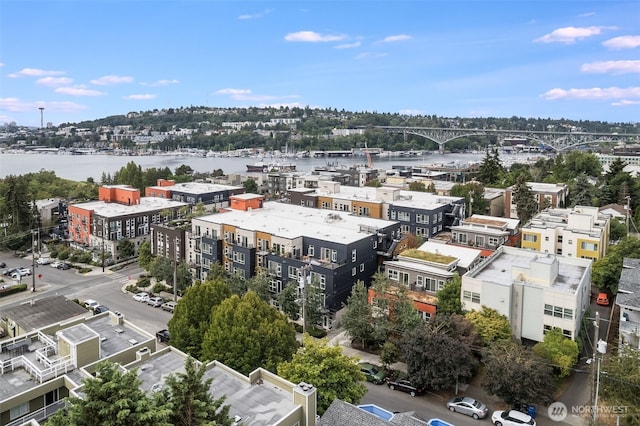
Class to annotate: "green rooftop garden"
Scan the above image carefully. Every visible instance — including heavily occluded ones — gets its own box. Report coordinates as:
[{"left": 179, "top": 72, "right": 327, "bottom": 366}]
[{"left": 400, "top": 248, "right": 457, "bottom": 264}]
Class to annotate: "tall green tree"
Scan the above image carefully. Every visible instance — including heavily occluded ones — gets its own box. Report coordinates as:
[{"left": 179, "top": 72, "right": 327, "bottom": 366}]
[
  {"left": 277, "top": 280, "right": 300, "bottom": 321},
  {"left": 482, "top": 340, "right": 555, "bottom": 405},
  {"left": 592, "top": 236, "right": 640, "bottom": 293},
  {"left": 168, "top": 279, "right": 231, "bottom": 359},
  {"left": 161, "top": 357, "right": 232, "bottom": 426},
  {"left": 569, "top": 173, "right": 594, "bottom": 207},
  {"left": 242, "top": 178, "right": 259, "bottom": 194},
  {"left": 465, "top": 306, "right": 512, "bottom": 345},
  {"left": 600, "top": 347, "right": 640, "bottom": 425},
  {"left": 138, "top": 241, "right": 153, "bottom": 270},
  {"left": 342, "top": 280, "right": 374, "bottom": 349},
  {"left": 390, "top": 284, "right": 423, "bottom": 335},
  {"left": 512, "top": 175, "right": 539, "bottom": 225},
  {"left": 533, "top": 327, "right": 579, "bottom": 378},
  {"left": 118, "top": 238, "right": 135, "bottom": 258},
  {"left": 46, "top": 361, "right": 171, "bottom": 426},
  {"left": 277, "top": 335, "right": 367, "bottom": 415},
  {"left": 476, "top": 149, "right": 504, "bottom": 186},
  {"left": 436, "top": 273, "right": 463, "bottom": 315},
  {"left": 451, "top": 182, "right": 489, "bottom": 216},
  {"left": 246, "top": 269, "right": 272, "bottom": 302},
  {"left": 202, "top": 291, "right": 297, "bottom": 374},
  {"left": 369, "top": 272, "right": 393, "bottom": 342}
]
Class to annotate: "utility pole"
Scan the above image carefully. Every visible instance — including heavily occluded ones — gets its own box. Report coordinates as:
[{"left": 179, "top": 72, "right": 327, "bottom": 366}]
[
  {"left": 31, "top": 230, "right": 36, "bottom": 292},
  {"left": 173, "top": 236, "right": 178, "bottom": 302},
  {"left": 626, "top": 196, "right": 631, "bottom": 234},
  {"left": 298, "top": 264, "right": 311, "bottom": 339}
]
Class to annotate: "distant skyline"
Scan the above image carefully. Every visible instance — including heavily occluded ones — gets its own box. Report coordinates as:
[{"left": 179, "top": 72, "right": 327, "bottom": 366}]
[{"left": 1, "top": 1, "right": 639, "bottom": 127}]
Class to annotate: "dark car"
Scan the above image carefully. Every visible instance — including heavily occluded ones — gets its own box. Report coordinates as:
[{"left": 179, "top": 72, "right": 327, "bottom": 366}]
[
  {"left": 3, "top": 267, "right": 18, "bottom": 276},
  {"left": 93, "top": 305, "right": 110, "bottom": 315},
  {"left": 0, "top": 262, "right": 6, "bottom": 268},
  {"left": 387, "top": 377, "right": 424, "bottom": 397},
  {"left": 156, "top": 329, "right": 170, "bottom": 343},
  {"left": 358, "top": 362, "right": 386, "bottom": 385},
  {"left": 57, "top": 262, "right": 70, "bottom": 270}
]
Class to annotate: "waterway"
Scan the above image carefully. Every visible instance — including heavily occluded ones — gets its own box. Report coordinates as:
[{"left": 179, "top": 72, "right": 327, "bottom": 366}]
[{"left": 0, "top": 151, "right": 541, "bottom": 182}]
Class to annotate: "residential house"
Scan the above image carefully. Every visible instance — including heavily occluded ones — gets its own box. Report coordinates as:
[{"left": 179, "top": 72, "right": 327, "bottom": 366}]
[
  {"left": 461, "top": 246, "right": 592, "bottom": 342},
  {"left": 520, "top": 206, "right": 610, "bottom": 260},
  {"left": 504, "top": 182, "right": 568, "bottom": 219},
  {"left": 449, "top": 214, "right": 520, "bottom": 256},
  {"left": 616, "top": 258, "right": 640, "bottom": 349}
]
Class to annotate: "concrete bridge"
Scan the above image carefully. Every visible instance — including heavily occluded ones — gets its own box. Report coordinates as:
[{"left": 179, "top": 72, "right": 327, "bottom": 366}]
[{"left": 372, "top": 126, "right": 640, "bottom": 153}]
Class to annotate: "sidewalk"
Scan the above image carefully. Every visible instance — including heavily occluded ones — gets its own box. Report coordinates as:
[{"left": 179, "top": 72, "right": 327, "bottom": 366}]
[{"left": 326, "top": 329, "right": 587, "bottom": 426}]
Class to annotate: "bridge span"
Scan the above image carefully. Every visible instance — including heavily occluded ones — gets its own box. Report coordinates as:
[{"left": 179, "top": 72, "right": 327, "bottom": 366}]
[{"left": 372, "top": 126, "right": 639, "bottom": 153}]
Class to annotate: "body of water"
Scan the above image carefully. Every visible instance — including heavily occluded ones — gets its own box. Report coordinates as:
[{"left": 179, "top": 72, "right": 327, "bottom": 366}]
[{"left": 0, "top": 151, "right": 541, "bottom": 182}]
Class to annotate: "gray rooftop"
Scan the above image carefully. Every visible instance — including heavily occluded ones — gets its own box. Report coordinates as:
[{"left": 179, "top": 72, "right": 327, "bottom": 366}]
[
  {"left": 1, "top": 295, "right": 88, "bottom": 332},
  {"left": 149, "top": 182, "right": 243, "bottom": 195},
  {"left": 315, "top": 185, "right": 463, "bottom": 209},
  {"left": 319, "top": 399, "right": 429, "bottom": 426},
  {"left": 617, "top": 258, "right": 640, "bottom": 309},
  {"left": 73, "top": 197, "right": 188, "bottom": 218}
]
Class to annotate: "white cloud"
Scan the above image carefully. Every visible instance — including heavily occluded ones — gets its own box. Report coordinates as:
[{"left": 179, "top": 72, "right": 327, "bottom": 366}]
[
  {"left": 582, "top": 60, "right": 640, "bottom": 75},
  {"left": 284, "top": 31, "right": 347, "bottom": 42},
  {"left": 578, "top": 12, "right": 596, "bottom": 17},
  {"left": 612, "top": 99, "right": 640, "bottom": 106},
  {"left": 534, "top": 26, "right": 613, "bottom": 44},
  {"left": 602, "top": 35, "right": 640, "bottom": 49},
  {"left": 381, "top": 34, "right": 412, "bottom": 43},
  {"left": 140, "top": 79, "right": 179, "bottom": 87},
  {"left": 55, "top": 86, "right": 105, "bottom": 96},
  {"left": 399, "top": 109, "right": 423, "bottom": 116},
  {"left": 36, "top": 77, "right": 74, "bottom": 87},
  {"left": 217, "top": 88, "right": 251, "bottom": 95},
  {"left": 355, "top": 52, "right": 388, "bottom": 60},
  {"left": 8, "top": 68, "right": 65, "bottom": 78},
  {"left": 0, "top": 97, "right": 86, "bottom": 112},
  {"left": 90, "top": 75, "right": 133, "bottom": 85},
  {"left": 541, "top": 86, "right": 640, "bottom": 100},
  {"left": 124, "top": 94, "right": 157, "bottom": 100},
  {"left": 334, "top": 41, "right": 361, "bottom": 49},
  {"left": 238, "top": 9, "right": 271, "bottom": 20},
  {"left": 217, "top": 88, "right": 299, "bottom": 102},
  {"left": 0, "top": 63, "right": 4, "bottom": 67}
]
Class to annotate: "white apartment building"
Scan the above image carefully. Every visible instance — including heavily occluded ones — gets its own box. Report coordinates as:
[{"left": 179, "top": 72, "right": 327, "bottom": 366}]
[{"left": 461, "top": 246, "right": 592, "bottom": 342}]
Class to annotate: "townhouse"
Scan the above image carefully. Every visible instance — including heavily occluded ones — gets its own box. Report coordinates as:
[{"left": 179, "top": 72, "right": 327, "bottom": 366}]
[
  {"left": 520, "top": 206, "right": 611, "bottom": 260},
  {"left": 187, "top": 194, "right": 401, "bottom": 328},
  {"left": 461, "top": 246, "right": 592, "bottom": 342},
  {"left": 0, "top": 298, "right": 317, "bottom": 426},
  {"left": 67, "top": 185, "right": 187, "bottom": 260},
  {"left": 449, "top": 214, "right": 521, "bottom": 256},
  {"left": 616, "top": 258, "right": 640, "bottom": 350},
  {"left": 504, "top": 182, "right": 569, "bottom": 219},
  {"left": 145, "top": 179, "right": 244, "bottom": 211}
]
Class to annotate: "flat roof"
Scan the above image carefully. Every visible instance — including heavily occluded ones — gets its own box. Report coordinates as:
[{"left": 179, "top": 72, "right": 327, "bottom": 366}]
[
  {"left": 1, "top": 295, "right": 89, "bottom": 332},
  {"left": 469, "top": 247, "right": 589, "bottom": 294},
  {"left": 199, "top": 202, "right": 398, "bottom": 244},
  {"left": 464, "top": 215, "right": 520, "bottom": 230},
  {"left": 416, "top": 241, "right": 482, "bottom": 269},
  {"left": 132, "top": 348, "right": 299, "bottom": 425},
  {"left": 315, "top": 185, "right": 464, "bottom": 209},
  {"left": 149, "top": 182, "right": 243, "bottom": 195},
  {"left": 73, "top": 197, "right": 188, "bottom": 218}
]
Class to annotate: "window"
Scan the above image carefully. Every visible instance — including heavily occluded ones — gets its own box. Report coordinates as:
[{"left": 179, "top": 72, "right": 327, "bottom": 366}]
[
  {"left": 563, "top": 329, "right": 572, "bottom": 338},
  {"left": 360, "top": 263, "right": 365, "bottom": 272},
  {"left": 390, "top": 211, "right": 397, "bottom": 220},
  {"left": 417, "top": 214, "right": 429, "bottom": 224},
  {"left": 463, "top": 290, "right": 480, "bottom": 304},
  {"left": 397, "top": 211, "right": 410, "bottom": 221},
  {"left": 544, "top": 304, "right": 553, "bottom": 316},
  {"left": 416, "top": 275, "right": 424, "bottom": 287},
  {"left": 401, "top": 225, "right": 410, "bottom": 234},
  {"left": 554, "top": 306, "right": 563, "bottom": 318},
  {"left": 581, "top": 241, "right": 597, "bottom": 251},
  {"left": 331, "top": 250, "right": 337, "bottom": 262},
  {"left": 352, "top": 249, "right": 357, "bottom": 262},
  {"left": 568, "top": 240, "right": 573, "bottom": 245},
  {"left": 458, "top": 233, "right": 467, "bottom": 243},
  {"left": 564, "top": 308, "right": 573, "bottom": 319},
  {"left": 523, "top": 234, "right": 538, "bottom": 242},
  {"left": 545, "top": 236, "right": 550, "bottom": 241},
  {"left": 352, "top": 267, "right": 356, "bottom": 276},
  {"left": 10, "top": 402, "right": 29, "bottom": 421},
  {"left": 308, "top": 245, "right": 314, "bottom": 256},
  {"left": 388, "top": 269, "right": 399, "bottom": 281}
]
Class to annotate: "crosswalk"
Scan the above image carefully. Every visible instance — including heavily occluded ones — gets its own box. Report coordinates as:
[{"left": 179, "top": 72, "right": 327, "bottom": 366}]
[{"left": 107, "top": 272, "right": 132, "bottom": 286}]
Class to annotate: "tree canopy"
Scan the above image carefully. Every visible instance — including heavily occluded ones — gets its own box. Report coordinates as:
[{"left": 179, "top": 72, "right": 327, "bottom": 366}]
[
  {"left": 533, "top": 327, "right": 579, "bottom": 378},
  {"left": 277, "top": 335, "right": 367, "bottom": 415},
  {"left": 436, "top": 273, "right": 463, "bottom": 315},
  {"left": 341, "top": 280, "right": 373, "bottom": 349},
  {"left": 465, "top": 306, "right": 512, "bottom": 345}
]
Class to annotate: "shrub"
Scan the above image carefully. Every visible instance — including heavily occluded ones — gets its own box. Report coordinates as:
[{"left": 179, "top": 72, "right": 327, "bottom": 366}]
[
  {"left": 308, "top": 327, "right": 327, "bottom": 338},
  {"left": 152, "top": 282, "right": 168, "bottom": 294},
  {"left": 137, "top": 276, "right": 151, "bottom": 288},
  {"left": 125, "top": 284, "right": 138, "bottom": 293},
  {"left": 0, "top": 284, "right": 28, "bottom": 298}
]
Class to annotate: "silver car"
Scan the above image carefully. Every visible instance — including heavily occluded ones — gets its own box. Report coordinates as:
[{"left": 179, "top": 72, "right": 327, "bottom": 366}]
[{"left": 447, "top": 396, "right": 489, "bottom": 420}]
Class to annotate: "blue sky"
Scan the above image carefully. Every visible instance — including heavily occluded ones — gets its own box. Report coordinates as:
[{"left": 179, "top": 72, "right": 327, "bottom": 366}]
[{"left": 1, "top": 1, "right": 639, "bottom": 127}]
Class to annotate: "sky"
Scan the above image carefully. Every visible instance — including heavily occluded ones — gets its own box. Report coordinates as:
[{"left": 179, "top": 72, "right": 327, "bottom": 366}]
[{"left": 1, "top": 1, "right": 639, "bottom": 127}]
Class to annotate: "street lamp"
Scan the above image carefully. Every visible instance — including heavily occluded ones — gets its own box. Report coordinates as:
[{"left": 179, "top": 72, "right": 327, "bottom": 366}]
[
  {"left": 298, "top": 264, "right": 312, "bottom": 337},
  {"left": 31, "top": 230, "right": 37, "bottom": 292},
  {"left": 592, "top": 311, "right": 608, "bottom": 424}
]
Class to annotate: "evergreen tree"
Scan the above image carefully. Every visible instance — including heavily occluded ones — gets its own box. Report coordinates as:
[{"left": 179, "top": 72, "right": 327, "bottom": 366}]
[
  {"left": 138, "top": 241, "right": 153, "bottom": 270},
  {"left": 341, "top": 280, "right": 373, "bottom": 349},
  {"left": 436, "top": 273, "right": 463, "bottom": 315},
  {"left": 277, "top": 280, "right": 300, "bottom": 321},
  {"left": 569, "top": 173, "right": 594, "bottom": 207},
  {"left": 476, "top": 149, "right": 504, "bottom": 186},
  {"left": 512, "top": 175, "right": 538, "bottom": 224}
]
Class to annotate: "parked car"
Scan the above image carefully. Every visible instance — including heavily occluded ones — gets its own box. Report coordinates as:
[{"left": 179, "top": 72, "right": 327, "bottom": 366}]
[
  {"left": 596, "top": 292, "right": 610, "bottom": 306},
  {"left": 11, "top": 268, "right": 32, "bottom": 279},
  {"left": 387, "top": 377, "right": 424, "bottom": 397},
  {"left": 0, "top": 262, "right": 6, "bottom": 268},
  {"left": 156, "top": 329, "right": 170, "bottom": 343},
  {"left": 491, "top": 410, "right": 536, "bottom": 426},
  {"left": 147, "top": 297, "right": 164, "bottom": 307},
  {"left": 57, "top": 262, "right": 70, "bottom": 270},
  {"left": 93, "top": 305, "right": 109, "bottom": 314},
  {"left": 50, "top": 261, "right": 62, "bottom": 268},
  {"left": 2, "top": 267, "right": 17, "bottom": 276},
  {"left": 83, "top": 299, "right": 99, "bottom": 311},
  {"left": 133, "top": 292, "right": 150, "bottom": 302},
  {"left": 447, "top": 396, "right": 489, "bottom": 419},
  {"left": 37, "top": 257, "right": 52, "bottom": 265},
  {"left": 161, "top": 301, "right": 177, "bottom": 313},
  {"left": 358, "top": 362, "right": 386, "bottom": 385}
]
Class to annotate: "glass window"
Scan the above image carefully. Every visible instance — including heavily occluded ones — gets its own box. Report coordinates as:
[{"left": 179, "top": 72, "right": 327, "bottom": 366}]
[
  {"left": 544, "top": 304, "right": 553, "bottom": 316},
  {"left": 554, "top": 306, "right": 563, "bottom": 318}
]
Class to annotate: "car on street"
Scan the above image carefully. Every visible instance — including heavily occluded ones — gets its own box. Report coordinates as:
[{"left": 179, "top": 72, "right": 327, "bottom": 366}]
[
  {"left": 447, "top": 396, "right": 489, "bottom": 419},
  {"left": 57, "top": 262, "right": 70, "bottom": 270},
  {"left": 50, "top": 261, "right": 62, "bottom": 268},
  {"left": 596, "top": 292, "right": 610, "bottom": 306},
  {"left": 387, "top": 377, "right": 424, "bottom": 397},
  {"left": 358, "top": 362, "right": 386, "bottom": 385},
  {"left": 3, "top": 267, "right": 18, "bottom": 276},
  {"left": 147, "top": 296, "right": 164, "bottom": 307},
  {"left": 11, "top": 268, "right": 32, "bottom": 278},
  {"left": 156, "top": 329, "right": 170, "bottom": 343},
  {"left": 133, "top": 292, "right": 150, "bottom": 303},
  {"left": 0, "top": 262, "right": 6, "bottom": 268},
  {"left": 161, "top": 301, "right": 177, "bottom": 313},
  {"left": 37, "top": 257, "right": 52, "bottom": 265},
  {"left": 83, "top": 299, "right": 100, "bottom": 311},
  {"left": 94, "top": 305, "right": 110, "bottom": 314},
  {"left": 491, "top": 410, "right": 536, "bottom": 426}
]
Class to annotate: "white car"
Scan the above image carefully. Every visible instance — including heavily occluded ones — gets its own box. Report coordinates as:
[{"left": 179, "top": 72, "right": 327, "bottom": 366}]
[
  {"left": 491, "top": 410, "right": 536, "bottom": 426},
  {"left": 133, "top": 292, "right": 150, "bottom": 303},
  {"left": 147, "top": 296, "right": 164, "bottom": 307},
  {"left": 37, "top": 257, "right": 52, "bottom": 265},
  {"left": 50, "top": 261, "right": 62, "bottom": 268},
  {"left": 83, "top": 299, "right": 99, "bottom": 311},
  {"left": 11, "top": 268, "right": 32, "bottom": 278}
]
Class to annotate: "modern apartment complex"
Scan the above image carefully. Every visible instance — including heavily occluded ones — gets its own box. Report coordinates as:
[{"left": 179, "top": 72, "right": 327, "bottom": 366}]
[
  {"left": 288, "top": 183, "right": 465, "bottom": 239},
  {"left": 145, "top": 179, "right": 244, "bottom": 211},
  {"left": 461, "top": 246, "right": 592, "bottom": 342},
  {"left": 187, "top": 194, "right": 401, "bottom": 328},
  {"left": 449, "top": 214, "right": 521, "bottom": 256},
  {"left": 504, "top": 182, "right": 569, "bottom": 219},
  {"left": 67, "top": 185, "right": 187, "bottom": 260},
  {"left": 0, "top": 298, "right": 317, "bottom": 426},
  {"left": 520, "top": 206, "right": 611, "bottom": 260}
]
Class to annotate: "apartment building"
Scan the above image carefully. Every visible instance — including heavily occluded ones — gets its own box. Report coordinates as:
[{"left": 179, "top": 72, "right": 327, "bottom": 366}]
[
  {"left": 616, "top": 258, "right": 640, "bottom": 349},
  {"left": 68, "top": 185, "right": 187, "bottom": 260},
  {"left": 145, "top": 179, "right": 244, "bottom": 211},
  {"left": 0, "top": 300, "right": 317, "bottom": 426},
  {"left": 187, "top": 194, "right": 401, "bottom": 328},
  {"left": 461, "top": 246, "right": 592, "bottom": 342},
  {"left": 520, "top": 206, "right": 610, "bottom": 260},
  {"left": 504, "top": 182, "right": 569, "bottom": 219},
  {"left": 378, "top": 241, "right": 483, "bottom": 319},
  {"left": 450, "top": 214, "right": 520, "bottom": 256},
  {"left": 287, "top": 182, "right": 465, "bottom": 239}
]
